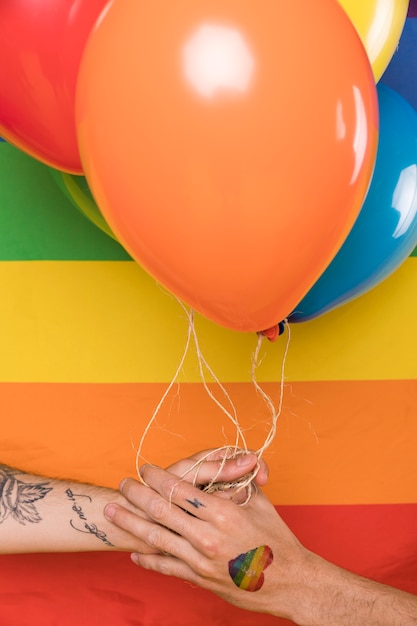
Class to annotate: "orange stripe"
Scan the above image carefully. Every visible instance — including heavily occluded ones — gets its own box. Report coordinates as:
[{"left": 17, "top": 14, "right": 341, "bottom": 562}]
[{"left": 2, "top": 380, "right": 416, "bottom": 505}]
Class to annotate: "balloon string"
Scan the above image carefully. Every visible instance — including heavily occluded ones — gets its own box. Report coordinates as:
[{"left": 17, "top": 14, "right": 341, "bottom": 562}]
[
  {"left": 135, "top": 301, "right": 290, "bottom": 506},
  {"left": 134, "top": 301, "right": 247, "bottom": 475},
  {"left": 182, "top": 302, "right": 249, "bottom": 453},
  {"left": 254, "top": 320, "right": 290, "bottom": 459},
  {"left": 179, "top": 318, "right": 290, "bottom": 504},
  {"left": 134, "top": 305, "right": 194, "bottom": 477}
]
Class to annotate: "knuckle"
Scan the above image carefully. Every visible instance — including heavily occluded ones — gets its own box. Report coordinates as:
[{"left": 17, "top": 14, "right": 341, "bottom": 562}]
[
  {"left": 197, "top": 559, "right": 216, "bottom": 578},
  {"left": 161, "top": 475, "right": 182, "bottom": 501},
  {"left": 159, "top": 559, "right": 173, "bottom": 576},
  {"left": 199, "top": 533, "right": 221, "bottom": 558},
  {"left": 148, "top": 496, "right": 168, "bottom": 521},
  {"left": 146, "top": 526, "right": 163, "bottom": 548},
  {"left": 212, "top": 509, "right": 228, "bottom": 527}
]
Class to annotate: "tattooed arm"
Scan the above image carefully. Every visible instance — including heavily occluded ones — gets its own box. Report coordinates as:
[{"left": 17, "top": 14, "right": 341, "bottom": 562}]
[
  {"left": 0, "top": 451, "right": 265, "bottom": 555},
  {"left": 0, "top": 464, "right": 144, "bottom": 553},
  {"left": 105, "top": 464, "right": 417, "bottom": 626}
]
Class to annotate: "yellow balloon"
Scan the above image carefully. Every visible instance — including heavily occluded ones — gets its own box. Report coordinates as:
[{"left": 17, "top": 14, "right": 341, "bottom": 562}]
[{"left": 337, "top": 0, "right": 409, "bottom": 81}]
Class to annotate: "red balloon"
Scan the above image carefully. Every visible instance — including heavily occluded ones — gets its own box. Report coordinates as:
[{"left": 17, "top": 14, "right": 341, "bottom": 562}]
[{"left": 0, "top": 0, "right": 110, "bottom": 173}]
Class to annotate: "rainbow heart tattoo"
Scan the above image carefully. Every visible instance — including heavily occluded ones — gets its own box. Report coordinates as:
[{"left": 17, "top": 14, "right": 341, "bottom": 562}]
[{"left": 228, "top": 545, "right": 273, "bottom": 592}]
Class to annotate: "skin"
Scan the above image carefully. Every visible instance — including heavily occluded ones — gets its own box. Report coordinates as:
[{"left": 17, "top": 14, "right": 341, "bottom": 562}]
[{"left": 105, "top": 463, "right": 417, "bottom": 626}]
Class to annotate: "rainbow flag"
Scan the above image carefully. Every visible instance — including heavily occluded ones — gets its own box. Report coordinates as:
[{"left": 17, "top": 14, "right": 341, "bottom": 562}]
[{"left": 1, "top": 92, "right": 417, "bottom": 626}]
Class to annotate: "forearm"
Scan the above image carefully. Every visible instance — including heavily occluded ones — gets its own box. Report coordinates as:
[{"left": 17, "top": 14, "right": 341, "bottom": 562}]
[
  {"left": 0, "top": 451, "right": 264, "bottom": 555},
  {"left": 0, "top": 464, "right": 138, "bottom": 554},
  {"left": 290, "top": 551, "right": 417, "bottom": 626}
]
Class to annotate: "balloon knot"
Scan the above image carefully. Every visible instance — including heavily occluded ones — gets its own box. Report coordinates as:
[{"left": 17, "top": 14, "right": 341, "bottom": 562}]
[{"left": 259, "top": 321, "right": 286, "bottom": 342}]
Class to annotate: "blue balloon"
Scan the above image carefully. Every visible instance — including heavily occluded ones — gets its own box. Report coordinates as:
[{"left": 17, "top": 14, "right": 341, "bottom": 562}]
[
  {"left": 290, "top": 84, "right": 417, "bottom": 322},
  {"left": 381, "top": 18, "right": 417, "bottom": 113}
]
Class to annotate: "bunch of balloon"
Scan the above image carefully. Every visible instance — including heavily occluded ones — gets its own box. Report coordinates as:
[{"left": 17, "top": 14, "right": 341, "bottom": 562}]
[
  {"left": 56, "top": 0, "right": 410, "bottom": 251},
  {"left": 290, "top": 84, "right": 417, "bottom": 323},
  {"left": 75, "top": 0, "right": 379, "bottom": 335},
  {"left": 0, "top": 0, "right": 110, "bottom": 173}
]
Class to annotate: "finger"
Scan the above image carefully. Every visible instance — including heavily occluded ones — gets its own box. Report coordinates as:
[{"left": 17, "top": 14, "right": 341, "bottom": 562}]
[
  {"left": 254, "top": 457, "right": 269, "bottom": 486},
  {"left": 203, "top": 480, "right": 257, "bottom": 506},
  {"left": 122, "top": 469, "right": 233, "bottom": 528},
  {"left": 107, "top": 497, "right": 225, "bottom": 580},
  {"left": 105, "top": 501, "right": 201, "bottom": 559},
  {"left": 176, "top": 454, "right": 258, "bottom": 486},
  {"left": 103, "top": 502, "right": 162, "bottom": 555},
  {"left": 121, "top": 474, "right": 212, "bottom": 524},
  {"left": 166, "top": 448, "right": 269, "bottom": 487},
  {"left": 166, "top": 447, "right": 243, "bottom": 479},
  {"left": 183, "top": 447, "right": 244, "bottom": 463}
]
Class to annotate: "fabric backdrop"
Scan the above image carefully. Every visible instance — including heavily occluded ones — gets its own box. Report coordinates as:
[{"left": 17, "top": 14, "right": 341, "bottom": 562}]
[{"left": 1, "top": 18, "right": 417, "bottom": 625}]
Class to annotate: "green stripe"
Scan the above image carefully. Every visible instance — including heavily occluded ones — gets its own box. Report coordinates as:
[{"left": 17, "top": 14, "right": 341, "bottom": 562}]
[
  {"left": 3, "top": 140, "right": 416, "bottom": 261},
  {"left": 0, "top": 143, "right": 130, "bottom": 261},
  {"left": 233, "top": 550, "right": 255, "bottom": 587}
]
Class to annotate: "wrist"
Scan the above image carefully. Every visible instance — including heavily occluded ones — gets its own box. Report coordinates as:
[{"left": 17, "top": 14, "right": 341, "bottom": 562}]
[
  {"left": 281, "top": 551, "right": 417, "bottom": 626},
  {"left": 261, "top": 545, "right": 350, "bottom": 626},
  {"left": 268, "top": 548, "right": 330, "bottom": 626},
  {"left": 46, "top": 482, "right": 131, "bottom": 553},
  {"left": 288, "top": 552, "right": 344, "bottom": 626}
]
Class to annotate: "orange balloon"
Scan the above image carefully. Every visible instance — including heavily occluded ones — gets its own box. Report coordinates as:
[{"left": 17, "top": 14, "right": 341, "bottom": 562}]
[{"left": 76, "top": 0, "right": 378, "bottom": 333}]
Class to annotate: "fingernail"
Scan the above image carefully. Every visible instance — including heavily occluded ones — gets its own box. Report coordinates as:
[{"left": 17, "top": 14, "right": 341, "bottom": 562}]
[
  {"left": 236, "top": 453, "right": 253, "bottom": 467},
  {"left": 139, "top": 463, "right": 149, "bottom": 478},
  {"left": 104, "top": 504, "right": 117, "bottom": 520},
  {"left": 119, "top": 478, "right": 129, "bottom": 492}
]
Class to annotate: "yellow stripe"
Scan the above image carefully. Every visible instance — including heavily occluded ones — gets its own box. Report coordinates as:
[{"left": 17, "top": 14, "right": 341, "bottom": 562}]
[
  {"left": 238, "top": 547, "right": 266, "bottom": 590},
  {"left": 0, "top": 258, "right": 416, "bottom": 382}
]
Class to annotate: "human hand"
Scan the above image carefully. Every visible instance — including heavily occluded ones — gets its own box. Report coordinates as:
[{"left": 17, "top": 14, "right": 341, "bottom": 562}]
[
  {"left": 105, "top": 464, "right": 311, "bottom": 620},
  {"left": 111, "top": 465, "right": 417, "bottom": 626},
  {"left": 113, "top": 449, "right": 269, "bottom": 556}
]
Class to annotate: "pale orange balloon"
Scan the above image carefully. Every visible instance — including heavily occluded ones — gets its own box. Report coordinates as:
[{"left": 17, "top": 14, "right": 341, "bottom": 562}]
[{"left": 76, "top": 0, "right": 378, "bottom": 333}]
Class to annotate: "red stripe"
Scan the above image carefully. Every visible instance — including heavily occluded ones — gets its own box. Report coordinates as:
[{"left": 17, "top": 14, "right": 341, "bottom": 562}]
[
  {"left": 279, "top": 503, "right": 417, "bottom": 594},
  {"left": 1, "top": 503, "right": 416, "bottom": 626}
]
